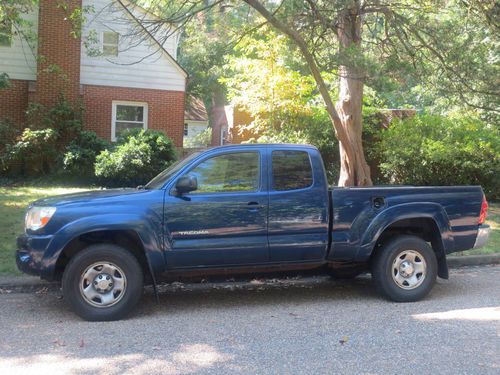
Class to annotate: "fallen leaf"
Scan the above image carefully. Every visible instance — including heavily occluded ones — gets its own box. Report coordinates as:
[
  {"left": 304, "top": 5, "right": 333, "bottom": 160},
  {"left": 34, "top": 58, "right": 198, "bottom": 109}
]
[
  {"left": 79, "top": 339, "right": 84, "bottom": 348},
  {"left": 339, "top": 336, "right": 349, "bottom": 345}
]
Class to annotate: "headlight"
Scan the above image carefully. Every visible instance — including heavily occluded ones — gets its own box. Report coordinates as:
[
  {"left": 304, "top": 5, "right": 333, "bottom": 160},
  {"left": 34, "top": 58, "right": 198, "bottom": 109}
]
[{"left": 25, "top": 206, "right": 57, "bottom": 231}]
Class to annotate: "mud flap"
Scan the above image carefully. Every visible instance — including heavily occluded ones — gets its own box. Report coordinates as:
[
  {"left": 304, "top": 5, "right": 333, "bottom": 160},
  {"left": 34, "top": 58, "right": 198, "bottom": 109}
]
[{"left": 437, "top": 255, "right": 449, "bottom": 279}]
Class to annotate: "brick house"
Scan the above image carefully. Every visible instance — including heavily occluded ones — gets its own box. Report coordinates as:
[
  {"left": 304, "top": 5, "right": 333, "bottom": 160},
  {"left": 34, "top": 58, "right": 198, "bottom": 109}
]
[{"left": 0, "top": 0, "right": 187, "bottom": 146}]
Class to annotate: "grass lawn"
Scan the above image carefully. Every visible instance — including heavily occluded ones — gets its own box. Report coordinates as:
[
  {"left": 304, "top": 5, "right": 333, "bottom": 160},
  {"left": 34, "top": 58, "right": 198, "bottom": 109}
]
[{"left": 0, "top": 186, "right": 498, "bottom": 276}]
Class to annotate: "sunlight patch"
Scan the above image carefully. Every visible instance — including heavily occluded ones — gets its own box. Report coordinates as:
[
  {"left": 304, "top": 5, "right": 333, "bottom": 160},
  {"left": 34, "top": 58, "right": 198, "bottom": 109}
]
[{"left": 413, "top": 307, "right": 500, "bottom": 322}]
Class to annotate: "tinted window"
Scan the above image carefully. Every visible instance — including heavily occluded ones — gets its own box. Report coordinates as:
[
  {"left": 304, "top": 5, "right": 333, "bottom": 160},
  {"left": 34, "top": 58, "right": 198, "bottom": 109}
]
[
  {"left": 188, "top": 152, "right": 259, "bottom": 194},
  {"left": 272, "top": 150, "right": 313, "bottom": 191}
]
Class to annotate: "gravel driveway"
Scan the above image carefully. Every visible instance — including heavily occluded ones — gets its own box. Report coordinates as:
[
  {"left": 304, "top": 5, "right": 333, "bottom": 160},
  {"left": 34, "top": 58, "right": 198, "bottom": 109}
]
[{"left": 0, "top": 265, "right": 499, "bottom": 374}]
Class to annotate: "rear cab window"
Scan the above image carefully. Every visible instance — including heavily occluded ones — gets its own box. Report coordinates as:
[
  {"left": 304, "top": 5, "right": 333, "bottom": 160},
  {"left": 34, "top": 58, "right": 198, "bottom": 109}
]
[{"left": 272, "top": 150, "right": 313, "bottom": 191}]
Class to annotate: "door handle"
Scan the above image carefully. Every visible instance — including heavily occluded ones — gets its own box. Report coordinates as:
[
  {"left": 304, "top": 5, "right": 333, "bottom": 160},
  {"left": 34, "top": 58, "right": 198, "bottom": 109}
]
[{"left": 247, "top": 201, "right": 261, "bottom": 211}]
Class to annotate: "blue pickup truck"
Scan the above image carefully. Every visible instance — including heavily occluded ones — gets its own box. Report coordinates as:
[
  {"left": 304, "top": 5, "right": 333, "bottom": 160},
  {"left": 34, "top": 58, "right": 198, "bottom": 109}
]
[{"left": 17, "top": 144, "right": 490, "bottom": 320}]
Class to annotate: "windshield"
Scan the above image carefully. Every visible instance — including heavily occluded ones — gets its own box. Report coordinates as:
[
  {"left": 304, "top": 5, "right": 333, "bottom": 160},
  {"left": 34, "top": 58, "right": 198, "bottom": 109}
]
[{"left": 145, "top": 152, "right": 202, "bottom": 189}]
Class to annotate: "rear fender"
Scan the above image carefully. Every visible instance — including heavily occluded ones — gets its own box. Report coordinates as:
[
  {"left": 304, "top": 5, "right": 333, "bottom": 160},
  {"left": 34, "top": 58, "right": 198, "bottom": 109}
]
[{"left": 356, "top": 202, "right": 454, "bottom": 262}]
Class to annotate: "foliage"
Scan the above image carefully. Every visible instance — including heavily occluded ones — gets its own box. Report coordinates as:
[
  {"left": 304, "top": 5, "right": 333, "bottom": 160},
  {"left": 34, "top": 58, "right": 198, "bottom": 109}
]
[
  {"left": 184, "top": 127, "right": 212, "bottom": 148},
  {"left": 0, "top": 118, "right": 18, "bottom": 152},
  {"left": 361, "top": 1, "right": 499, "bottom": 125},
  {"left": 62, "top": 130, "right": 109, "bottom": 179},
  {"left": 222, "top": 29, "right": 390, "bottom": 183},
  {"left": 0, "top": 98, "right": 105, "bottom": 179},
  {"left": 3, "top": 127, "right": 58, "bottom": 175},
  {"left": 378, "top": 113, "right": 500, "bottom": 200},
  {"left": 94, "top": 129, "right": 177, "bottom": 187},
  {"left": 0, "top": 72, "right": 10, "bottom": 89},
  {"left": 0, "top": 0, "right": 38, "bottom": 59},
  {"left": 149, "top": 0, "right": 499, "bottom": 186}
]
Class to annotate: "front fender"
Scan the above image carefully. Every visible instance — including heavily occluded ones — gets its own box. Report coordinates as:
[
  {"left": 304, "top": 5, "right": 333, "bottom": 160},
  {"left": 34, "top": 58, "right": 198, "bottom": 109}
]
[
  {"left": 355, "top": 202, "right": 454, "bottom": 262},
  {"left": 40, "top": 213, "right": 166, "bottom": 280}
]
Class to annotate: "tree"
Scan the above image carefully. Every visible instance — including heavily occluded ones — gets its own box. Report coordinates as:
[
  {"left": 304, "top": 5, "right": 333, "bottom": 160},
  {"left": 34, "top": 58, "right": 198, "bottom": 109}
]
[
  {"left": 121, "top": 1, "right": 500, "bottom": 185},
  {"left": 240, "top": 0, "right": 499, "bottom": 185}
]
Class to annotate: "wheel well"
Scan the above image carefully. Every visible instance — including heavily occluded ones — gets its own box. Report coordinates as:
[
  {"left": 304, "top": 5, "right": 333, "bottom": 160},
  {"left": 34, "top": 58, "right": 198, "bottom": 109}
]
[
  {"left": 372, "top": 218, "right": 445, "bottom": 261},
  {"left": 54, "top": 230, "right": 151, "bottom": 282}
]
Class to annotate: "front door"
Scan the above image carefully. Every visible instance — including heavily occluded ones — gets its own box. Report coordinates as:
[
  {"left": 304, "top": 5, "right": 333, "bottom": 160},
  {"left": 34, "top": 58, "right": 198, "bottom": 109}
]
[{"left": 164, "top": 150, "right": 269, "bottom": 268}]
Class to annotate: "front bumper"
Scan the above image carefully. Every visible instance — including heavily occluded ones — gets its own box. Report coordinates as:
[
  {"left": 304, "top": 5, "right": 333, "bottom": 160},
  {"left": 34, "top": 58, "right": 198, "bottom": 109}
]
[
  {"left": 473, "top": 225, "right": 490, "bottom": 249},
  {"left": 16, "top": 234, "right": 54, "bottom": 277}
]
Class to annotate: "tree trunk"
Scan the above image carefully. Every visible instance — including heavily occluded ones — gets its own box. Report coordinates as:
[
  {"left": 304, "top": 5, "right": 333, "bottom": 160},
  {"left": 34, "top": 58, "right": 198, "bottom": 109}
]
[
  {"left": 335, "top": 5, "right": 372, "bottom": 186},
  {"left": 243, "top": 0, "right": 372, "bottom": 186}
]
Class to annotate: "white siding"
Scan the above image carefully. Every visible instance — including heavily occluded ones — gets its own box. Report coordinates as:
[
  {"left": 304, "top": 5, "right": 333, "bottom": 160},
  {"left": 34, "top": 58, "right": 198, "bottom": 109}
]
[
  {"left": 0, "top": 10, "right": 37, "bottom": 80},
  {"left": 81, "top": 0, "right": 186, "bottom": 91},
  {"left": 184, "top": 120, "right": 209, "bottom": 147}
]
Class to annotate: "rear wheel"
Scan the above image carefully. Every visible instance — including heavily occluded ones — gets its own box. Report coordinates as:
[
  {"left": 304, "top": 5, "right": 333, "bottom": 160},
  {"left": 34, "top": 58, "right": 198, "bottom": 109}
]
[
  {"left": 62, "top": 244, "right": 143, "bottom": 321},
  {"left": 372, "top": 235, "right": 437, "bottom": 302}
]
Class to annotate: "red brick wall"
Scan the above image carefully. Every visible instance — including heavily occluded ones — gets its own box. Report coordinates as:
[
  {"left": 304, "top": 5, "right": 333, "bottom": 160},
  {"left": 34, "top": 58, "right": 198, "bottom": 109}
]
[
  {"left": 34, "top": 0, "right": 82, "bottom": 107},
  {"left": 82, "top": 85, "right": 185, "bottom": 147},
  {"left": 0, "top": 79, "right": 30, "bottom": 128}
]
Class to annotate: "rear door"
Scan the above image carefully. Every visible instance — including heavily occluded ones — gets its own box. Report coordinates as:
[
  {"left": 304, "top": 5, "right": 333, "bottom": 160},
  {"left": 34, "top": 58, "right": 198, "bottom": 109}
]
[
  {"left": 267, "top": 148, "right": 329, "bottom": 262},
  {"left": 163, "top": 149, "right": 269, "bottom": 268}
]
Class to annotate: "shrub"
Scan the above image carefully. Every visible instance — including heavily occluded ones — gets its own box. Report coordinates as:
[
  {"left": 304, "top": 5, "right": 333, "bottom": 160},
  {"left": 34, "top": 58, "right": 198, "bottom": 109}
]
[
  {"left": 1, "top": 97, "right": 109, "bottom": 183},
  {"left": 0, "top": 119, "right": 19, "bottom": 153},
  {"left": 95, "top": 129, "right": 177, "bottom": 187},
  {"left": 62, "top": 130, "right": 109, "bottom": 178},
  {"left": 5, "top": 128, "right": 58, "bottom": 175},
  {"left": 378, "top": 114, "right": 500, "bottom": 200}
]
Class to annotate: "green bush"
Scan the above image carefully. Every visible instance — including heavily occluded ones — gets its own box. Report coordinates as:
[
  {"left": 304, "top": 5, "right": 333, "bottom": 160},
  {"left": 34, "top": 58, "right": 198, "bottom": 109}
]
[
  {"left": 378, "top": 114, "right": 500, "bottom": 199},
  {"left": 4, "top": 128, "right": 58, "bottom": 175},
  {"left": 62, "top": 130, "right": 109, "bottom": 179},
  {"left": 95, "top": 129, "right": 177, "bottom": 187},
  {"left": 0, "top": 119, "right": 19, "bottom": 154},
  {"left": 0, "top": 97, "right": 109, "bottom": 183}
]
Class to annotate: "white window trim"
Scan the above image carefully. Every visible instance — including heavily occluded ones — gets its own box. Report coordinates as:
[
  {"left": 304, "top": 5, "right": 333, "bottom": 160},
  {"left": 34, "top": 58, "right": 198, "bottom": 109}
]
[
  {"left": 101, "top": 31, "right": 119, "bottom": 57},
  {"left": 111, "top": 100, "right": 148, "bottom": 141}
]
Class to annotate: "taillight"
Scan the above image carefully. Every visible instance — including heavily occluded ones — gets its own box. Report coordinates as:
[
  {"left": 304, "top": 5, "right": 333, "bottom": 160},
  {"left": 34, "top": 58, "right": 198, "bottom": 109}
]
[{"left": 478, "top": 196, "right": 488, "bottom": 225}]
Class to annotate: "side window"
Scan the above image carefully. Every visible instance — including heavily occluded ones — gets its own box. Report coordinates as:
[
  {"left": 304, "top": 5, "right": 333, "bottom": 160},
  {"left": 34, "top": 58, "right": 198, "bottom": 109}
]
[
  {"left": 188, "top": 152, "right": 259, "bottom": 194},
  {"left": 272, "top": 150, "right": 313, "bottom": 191}
]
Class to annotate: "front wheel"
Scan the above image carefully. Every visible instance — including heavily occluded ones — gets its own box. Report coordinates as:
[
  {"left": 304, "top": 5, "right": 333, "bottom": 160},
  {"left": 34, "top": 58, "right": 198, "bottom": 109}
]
[
  {"left": 372, "top": 235, "right": 437, "bottom": 302},
  {"left": 62, "top": 244, "right": 144, "bottom": 321}
]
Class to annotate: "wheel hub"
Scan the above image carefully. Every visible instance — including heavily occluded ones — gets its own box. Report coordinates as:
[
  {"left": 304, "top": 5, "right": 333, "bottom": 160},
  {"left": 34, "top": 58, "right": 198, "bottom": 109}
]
[
  {"left": 399, "top": 260, "right": 414, "bottom": 277},
  {"left": 93, "top": 273, "right": 113, "bottom": 293},
  {"left": 391, "top": 250, "right": 427, "bottom": 290},
  {"left": 80, "top": 262, "right": 127, "bottom": 308}
]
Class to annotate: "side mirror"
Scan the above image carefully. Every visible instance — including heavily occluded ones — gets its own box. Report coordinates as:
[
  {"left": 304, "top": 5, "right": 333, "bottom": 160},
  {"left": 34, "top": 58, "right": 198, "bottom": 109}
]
[{"left": 175, "top": 175, "right": 197, "bottom": 194}]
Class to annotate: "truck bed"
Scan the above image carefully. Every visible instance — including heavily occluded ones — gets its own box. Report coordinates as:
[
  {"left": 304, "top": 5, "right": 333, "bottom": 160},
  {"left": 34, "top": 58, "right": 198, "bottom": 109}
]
[{"left": 329, "top": 185, "right": 484, "bottom": 261}]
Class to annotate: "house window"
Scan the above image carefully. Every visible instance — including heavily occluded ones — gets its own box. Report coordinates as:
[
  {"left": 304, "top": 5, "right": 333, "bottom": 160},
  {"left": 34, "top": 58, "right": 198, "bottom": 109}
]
[
  {"left": 0, "top": 18, "right": 12, "bottom": 47},
  {"left": 184, "top": 123, "right": 188, "bottom": 136},
  {"left": 102, "top": 31, "right": 119, "bottom": 56},
  {"left": 112, "top": 101, "right": 148, "bottom": 141}
]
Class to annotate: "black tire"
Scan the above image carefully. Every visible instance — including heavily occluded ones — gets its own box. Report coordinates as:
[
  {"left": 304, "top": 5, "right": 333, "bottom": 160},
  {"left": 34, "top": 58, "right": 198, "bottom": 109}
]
[
  {"left": 62, "top": 244, "right": 144, "bottom": 321},
  {"left": 372, "top": 235, "right": 437, "bottom": 302}
]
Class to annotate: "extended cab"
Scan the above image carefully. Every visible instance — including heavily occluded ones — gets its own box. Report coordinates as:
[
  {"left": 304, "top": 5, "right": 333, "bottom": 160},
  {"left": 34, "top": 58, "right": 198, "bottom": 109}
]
[{"left": 16, "top": 144, "right": 490, "bottom": 320}]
